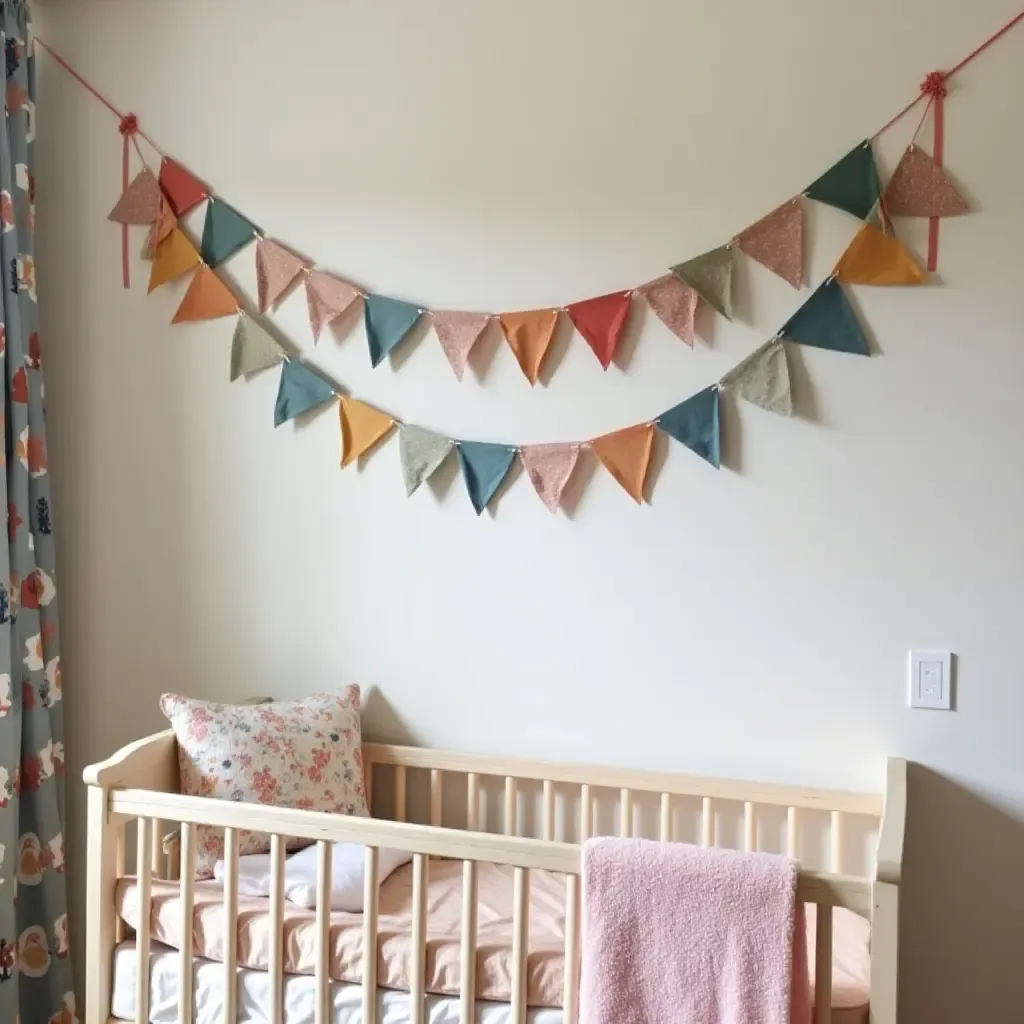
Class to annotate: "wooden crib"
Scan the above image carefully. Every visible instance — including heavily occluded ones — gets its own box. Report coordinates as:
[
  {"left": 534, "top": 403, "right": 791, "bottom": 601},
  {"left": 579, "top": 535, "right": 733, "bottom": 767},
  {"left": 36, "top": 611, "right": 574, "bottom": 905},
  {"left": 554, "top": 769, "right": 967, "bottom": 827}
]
[{"left": 84, "top": 734, "right": 905, "bottom": 1024}]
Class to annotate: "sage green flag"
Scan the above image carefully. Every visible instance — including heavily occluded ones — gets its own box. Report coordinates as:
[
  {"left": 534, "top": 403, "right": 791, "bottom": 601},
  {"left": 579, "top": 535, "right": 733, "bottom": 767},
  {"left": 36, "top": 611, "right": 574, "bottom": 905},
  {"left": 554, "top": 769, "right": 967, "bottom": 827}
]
[
  {"left": 671, "top": 245, "right": 733, "bottom": 320},
  {"left": 399, "top": 424, "right": 454, "bottom": 496},
  {"left": 230, "top": 313, "right": 284, "bottom": 382},
  {"left": 720, "top": 339, "right": 792, "bottom": 416}
]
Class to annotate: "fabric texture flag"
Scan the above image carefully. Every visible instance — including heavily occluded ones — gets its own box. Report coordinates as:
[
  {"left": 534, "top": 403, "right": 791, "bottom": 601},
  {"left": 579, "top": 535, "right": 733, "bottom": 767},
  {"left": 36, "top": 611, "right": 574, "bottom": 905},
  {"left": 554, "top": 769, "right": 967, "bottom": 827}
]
[
  {"left": 670, "top": 246, "right": 733, "bottom": 320},
  {"left": 834, "top": 223, "right": 925, "bottom": 285},
  {"left": 339, "top": 398, "right": 395, "bottom": 468},
  {"left": 636, "top": 274, "right": 699, "bottom": 345},
  {"left": 142, "top": 196, "right": 176, "bottom": 260},
  {"left": 107, "top": 167, "right": 161, "bottom": 225},
  {"left": 200, "top": 198, "right": 260, "bottom": 267},
  {"left": 779, "top": 277, "right": 869, "bottom": 355},
  {"left": 882, "top": 144, "right": 969, "bottom": 218},
  {"left": 364, "top": 294, "right": 422, "bottom": 367},
  {"left": 431, "top": 310, "right": 490, "bottom": 380},
  {"left": 457, "top": 441, "right": 517, "bottom": 515},
  {"left": 171, "top": 265, "right": 238, "bottom": 323},
  {"left": 592, "top": 423, "right": 654, "bottom": 503},
  {"left": 148, "top": 228, "right": 200, "bottom": 293},
  {"left": 399, "top": 425, "right": 454, "bottom": 496},
  {"left": 519, "top": 443, "right": 579, "bottom": 512},
  {"left": 305, "top": 271, "right": 361, "bottom": 342},
  {"left": 720, "top": 340, "right": 792, "bottom": 416},
  {"left": 230, "top": 314, "right": 284, "bottom": 382},
  {"left": 566, "top": 291, "right": 633, "bottom": 369},
  {"left": 656, "top": 386, "right": 721, "bottom": 468},
  {"left": 499, "top": 309, "right": 560, "bottom": 384},
  {"left": 256, "top": 238, "right": 308, "bottom": 312},
  {"left": 274, "top": 359, "right": 335, "bottom": 426},
  {"left": 732, "top": 198, "right": 804, "bottom": 289},
  {"left": 158, "top": 158, "right": 209, "bottom": 217},
  {"left": 805, "top": 140, "right": 881, "bottom": 220}
]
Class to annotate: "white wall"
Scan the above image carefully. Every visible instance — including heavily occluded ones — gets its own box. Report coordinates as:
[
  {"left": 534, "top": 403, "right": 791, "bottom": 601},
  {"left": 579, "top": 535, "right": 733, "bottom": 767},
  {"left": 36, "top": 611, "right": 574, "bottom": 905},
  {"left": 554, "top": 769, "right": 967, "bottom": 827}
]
[{"left": 32, "top": 0, "right": 1024, "bottom": 1019}]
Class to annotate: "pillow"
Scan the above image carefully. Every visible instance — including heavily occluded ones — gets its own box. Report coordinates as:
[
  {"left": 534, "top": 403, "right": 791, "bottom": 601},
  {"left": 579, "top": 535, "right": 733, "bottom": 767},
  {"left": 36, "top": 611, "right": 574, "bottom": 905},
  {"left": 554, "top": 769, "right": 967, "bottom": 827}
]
[
  {"left": 213, "top": 842, "right": 412, "bottom": 912},
  {"left": 160, "top": 686, "right": 369, "bottom": 878}
]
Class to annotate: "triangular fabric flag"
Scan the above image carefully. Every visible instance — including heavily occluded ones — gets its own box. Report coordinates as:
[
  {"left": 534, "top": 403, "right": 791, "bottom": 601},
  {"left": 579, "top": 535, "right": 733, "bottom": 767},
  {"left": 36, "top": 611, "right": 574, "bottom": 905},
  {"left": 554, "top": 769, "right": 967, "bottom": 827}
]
[
  {"left": 656, "top": 386, "right": 721, "bottom": 468},
  {"left": 339, "top": 398, "right": 395, "bottom": 468},
  {"left": 670, "top": 246, "right": 733, "bottom": 320},
  {"left": 158, "top": 158, "right": 209, "bottom": 217},
  {"left": 364, "top": 294, "right": 422, "bottom": 367},
  {"left": 431, "top": 311, "right": 490, "bottom": 380},
  {"left": 732, "top": 198, "right": 804, "bottom": 289},
  {"left": 835, "top": 223, "right": 925, "bottom": 285},
  {"left": 805, "top": 140, "right": 880, "bottom": 220},
  {"left": 591, "top": 423, "right": 654, "bottom": 504},
  {"left": 256, "top": 238, "right": 308, "bottom": 312},
  {"left": 142, "top": 196, "right": 177, "bottom": 260},
  {"left": 200, "top": 198, "right": 260, "bottom": 267},
  {"left": 399, "top": 424, "right": 454, "bottom": 496},
  {"left": 566, "top": 291, "right": 633, "bottom": 369},
  {"left": 519, "top": 443, "right": 579, "bottom": 513},
  {"left": 274, "top": 359, "right": 336, "bottom": 427},
  {"left": 456, "top": 441, "right": 517, "bottom": 515},
  {"left": 170, "top": 265, "right": 239, "bottom": 323},
  {"left": 636, "top": 274, "right": 698, "bottom": 346},
  {"left": 148, "top": 228, "right": 201, "bottom": 293},
  {"left": 882, "top": 143, "right": 969, "bottom": 218},
  {"left": 779, "top": 277, "right": 869, "bottom": 355},
  {"left": 305, "top": 271, "right": 361, "bottom": 342},
  {"left": 107, "top": 168, "right": 161, "bottom": 225},
  {"left": 498, "top": 309, "right": 560, "bottom": 384},
  {"left": 720, "top": 340, "right": 792, "bottom": 417},
  {"left": 230, "top": 314, "right": 284, "bottom": 382}
]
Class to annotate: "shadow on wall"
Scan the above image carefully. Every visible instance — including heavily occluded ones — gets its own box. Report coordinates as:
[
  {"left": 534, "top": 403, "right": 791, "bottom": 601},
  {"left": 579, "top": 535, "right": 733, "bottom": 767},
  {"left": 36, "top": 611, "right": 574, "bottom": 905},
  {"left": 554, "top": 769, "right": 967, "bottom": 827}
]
[{"left": 901, "top": 764, "right": 1024, "bottom": 1022}]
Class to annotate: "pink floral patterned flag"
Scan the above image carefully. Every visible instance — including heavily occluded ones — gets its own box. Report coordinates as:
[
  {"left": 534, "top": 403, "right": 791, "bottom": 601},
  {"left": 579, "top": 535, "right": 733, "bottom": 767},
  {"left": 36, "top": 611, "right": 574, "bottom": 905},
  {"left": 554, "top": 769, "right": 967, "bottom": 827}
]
[
  {"left": 636, "top": 274, "right": 698, "bottom": 346},
  {"left": 732, "top": 198, "right": 804, "bottom": 289},
  {"left": 519, "top": 443, "right": 580, "bottom": 512},
  {"left": 256, "top": 238, "right": 309, "bottom": 312},
  {"left": 431, "top": 310, "right": 490, "bottom": 380},
  {"left": 305, "top": 271, "right": 361, "bottom": 342},
  {"left": 107, "top": 167, "right": 161, "bottom": 225}
]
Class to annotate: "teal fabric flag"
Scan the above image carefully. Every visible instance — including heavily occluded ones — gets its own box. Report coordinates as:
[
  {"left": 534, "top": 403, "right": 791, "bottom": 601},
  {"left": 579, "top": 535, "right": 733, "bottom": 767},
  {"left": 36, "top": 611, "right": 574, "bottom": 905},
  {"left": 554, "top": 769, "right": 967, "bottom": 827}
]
[
  {"left": 656, "top": 386, "right": 721, "bottom": 468},
  {"left": 364, "top": 294, "right": 422, "bottom": 367},
  {"left": 456, "top": 441, "right": 517, "bottom": 515},
  {"left": 779, "top": 277, "right": 869, "bottom": 356},
  {"left": 805, "top": 140, "right": 880, "bottom": 220},
  {"left": 201, "top": 198, "right": 260, "bottom": 267},
  {"left": 274, "top": 359, "right": 336, "bottom": 426}
]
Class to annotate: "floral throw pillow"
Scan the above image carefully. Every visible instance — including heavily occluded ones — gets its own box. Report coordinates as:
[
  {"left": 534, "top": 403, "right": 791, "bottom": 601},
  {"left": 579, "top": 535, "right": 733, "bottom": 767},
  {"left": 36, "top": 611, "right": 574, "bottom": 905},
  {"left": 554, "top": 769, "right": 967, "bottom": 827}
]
[{"left": 159, "top": 686, "right": 369, "bottom": 879}]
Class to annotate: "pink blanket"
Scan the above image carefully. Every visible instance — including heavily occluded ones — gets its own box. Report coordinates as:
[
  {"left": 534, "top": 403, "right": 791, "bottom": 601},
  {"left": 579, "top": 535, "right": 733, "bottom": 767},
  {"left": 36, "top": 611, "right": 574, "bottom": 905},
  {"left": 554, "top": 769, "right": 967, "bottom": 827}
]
[{"left": 580, "top": 838, "right": 811, "bottom": 1024}]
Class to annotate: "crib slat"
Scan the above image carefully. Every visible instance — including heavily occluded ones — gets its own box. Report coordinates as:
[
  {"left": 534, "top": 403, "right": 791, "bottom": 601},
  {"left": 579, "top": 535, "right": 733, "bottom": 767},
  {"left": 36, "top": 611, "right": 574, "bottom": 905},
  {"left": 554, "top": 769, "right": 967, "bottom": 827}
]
[
  {"left": 315, "top": 840, "right": 333, "bottom": 1024},
  {"left": 268, "top": 834, "right": 286, "bottom": 1024},
  {"left": 467, "top": 773, "right": 480, "bottom": 831},
  {"left": 814, "top": 904, "right": 833, "bottom": 1024},
  {"left": 830, "top": 810, "right": 843, "bottom": 873},
  {"left": 787, "top": 806, "right": 799, "bottom": 858},
  {"left": 511, "top": 867, "right": 529, "bottom": 1024},
  {"left": 223, "top": 827, "right": 239, "bottom": 1024},
  {"left": 410, "top": 854, "right": 428, "bottom": 1024},
  {"left": 542, "top": 781, "right": 555, "bottom": 841},
  {"left": 362, "top": 846, "right": 380, "bottom": 1024},
  {"left": 395, "top": 765, "right": 407, "bottom": 823},
  {"left": 580, "top": 784, "right": 592, "bottom": 842},
  {"left": 659, "top": 793, "right": 672, "bottom": 842},
  {"left": 459, "top": 859, "right": 478, "bottom": 1024},
  {"left": 563, "top": 874, "right": 580, "bottom": 1024},
  {"left": 619, "top": 789, "right": 632, "bottom": 838},
  {"left": 701, "top": 797, "right": 715, "bottom": 847},
  {"left": 135, "top": 818, "right": 153, "bottom": 1024},
  {"left": 504, "top": 777, "right": 517, "bottom": 836},
  {"left": 744, "top": 802, "right": 756, "bottom": 853},
  {"left": 178, "top": 823, "right": 196, "bottom": 1024},
  {"left": 430, "top": 769, "right": 443, "bottom": 827},
  {"left": 150, "top": 819, "right": 164, "bottom": 878},
  {"left": 115, "top": 823, "right": 127, "bottom": 944}
]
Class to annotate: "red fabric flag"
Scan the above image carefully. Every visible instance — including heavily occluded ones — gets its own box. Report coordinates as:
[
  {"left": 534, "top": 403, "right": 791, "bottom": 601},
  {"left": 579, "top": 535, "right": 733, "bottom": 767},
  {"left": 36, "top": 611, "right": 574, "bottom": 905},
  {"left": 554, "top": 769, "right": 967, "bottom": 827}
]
[
  {"left": 158, "top": 157, "right": 209, "bottom": 217},
  {"left": 566, "top": 291, "right": 633, "bottom": 369}
]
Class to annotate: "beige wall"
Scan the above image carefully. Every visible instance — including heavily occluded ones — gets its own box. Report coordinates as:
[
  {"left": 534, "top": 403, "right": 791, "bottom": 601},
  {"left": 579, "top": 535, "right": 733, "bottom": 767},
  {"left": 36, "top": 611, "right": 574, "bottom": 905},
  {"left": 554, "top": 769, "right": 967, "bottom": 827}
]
[{"left": 32, "top": 0, "right": 1024, "bottom": 1019}]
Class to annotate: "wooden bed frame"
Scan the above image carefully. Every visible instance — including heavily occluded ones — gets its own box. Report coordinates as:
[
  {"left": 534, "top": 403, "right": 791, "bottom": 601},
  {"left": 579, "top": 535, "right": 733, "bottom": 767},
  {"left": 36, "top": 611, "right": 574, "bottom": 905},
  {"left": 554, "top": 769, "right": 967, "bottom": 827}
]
[{"left": 84, "top": 735, "right": 906, "bottom": 1024}]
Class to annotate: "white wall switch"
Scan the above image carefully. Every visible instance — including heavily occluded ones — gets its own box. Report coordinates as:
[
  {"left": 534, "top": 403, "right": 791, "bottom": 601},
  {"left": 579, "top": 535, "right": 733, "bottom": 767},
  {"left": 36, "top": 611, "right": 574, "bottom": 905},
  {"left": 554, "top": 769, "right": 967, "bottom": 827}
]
[{"left": 908, "top": 649, "right": 954, "bottom": 710}]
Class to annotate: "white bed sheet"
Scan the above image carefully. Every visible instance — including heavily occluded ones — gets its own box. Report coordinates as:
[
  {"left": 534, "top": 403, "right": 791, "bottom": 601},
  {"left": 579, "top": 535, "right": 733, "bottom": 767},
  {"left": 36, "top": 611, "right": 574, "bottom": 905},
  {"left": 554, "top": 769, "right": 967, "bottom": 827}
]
[{"left": 111, "top": 941, "right": 564, "bottom": 1024}]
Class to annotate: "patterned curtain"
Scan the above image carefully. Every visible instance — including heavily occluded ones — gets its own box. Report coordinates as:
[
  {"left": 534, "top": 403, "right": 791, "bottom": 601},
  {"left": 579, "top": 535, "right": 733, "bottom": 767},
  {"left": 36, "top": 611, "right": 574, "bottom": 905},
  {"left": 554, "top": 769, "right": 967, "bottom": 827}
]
[{"left": 0, "top": 3, "right": 75, "bottom": 1022}]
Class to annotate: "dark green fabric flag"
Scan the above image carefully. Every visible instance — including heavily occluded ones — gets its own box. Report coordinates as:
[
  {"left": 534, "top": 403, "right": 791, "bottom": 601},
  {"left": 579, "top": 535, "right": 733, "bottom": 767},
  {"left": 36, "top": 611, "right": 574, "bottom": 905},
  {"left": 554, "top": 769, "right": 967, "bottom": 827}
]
[
  {"left": 274, "top": 358, "right": 336, "bottom": 426},
  {"left": 805, "top": 141, "right": 880, "bottom": 220},
  {"left": 456, "top": 440, "right": 517, "bottom": 515},
  {"left": 201, "top": 198, "right": 260, "bottom": 267},
  {"left": 656, "top": 385, "right": 721, "bottom": 468},
  {"left": 364, "top": 294, "right": 422, "bottom": 367},
  {"left": 779, "top": 277, "right": 869, "bottom": 355}
]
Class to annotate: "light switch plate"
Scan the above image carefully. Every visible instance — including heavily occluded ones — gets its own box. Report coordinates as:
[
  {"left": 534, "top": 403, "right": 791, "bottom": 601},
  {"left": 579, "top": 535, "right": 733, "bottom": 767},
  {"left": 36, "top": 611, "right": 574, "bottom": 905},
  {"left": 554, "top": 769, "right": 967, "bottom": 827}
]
[{"left": 908, "top": 649, "right": 953, "bottom": 710}]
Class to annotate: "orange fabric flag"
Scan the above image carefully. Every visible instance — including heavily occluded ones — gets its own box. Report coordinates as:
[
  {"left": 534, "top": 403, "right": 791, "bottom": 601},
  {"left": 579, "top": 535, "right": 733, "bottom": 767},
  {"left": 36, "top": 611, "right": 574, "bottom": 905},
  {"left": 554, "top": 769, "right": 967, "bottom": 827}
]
[
  {"left": 592, "top": 423, "right": 654, "bottom": 504},
  {"left": 171, "top": 265, "right": 240, "bottom": 323},
  {"left": 339, "top": 397, "right": 395, "bottom": 468},
  {"left": 148, "top": 228, "right": 200, "bottom": 293},
  {"left": 834, "top": 223, "right": 925, "bottom": 285},
  {"left": 498, "top": 309, "right": 559, "bottom": 384}
]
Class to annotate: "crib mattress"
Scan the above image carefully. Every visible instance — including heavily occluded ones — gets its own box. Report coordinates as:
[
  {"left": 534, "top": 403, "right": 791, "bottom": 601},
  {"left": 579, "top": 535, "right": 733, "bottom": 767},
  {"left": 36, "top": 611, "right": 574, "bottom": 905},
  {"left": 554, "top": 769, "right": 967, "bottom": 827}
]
[{"left": 117, "top": 860, "right": 871, "bottom": 1018}]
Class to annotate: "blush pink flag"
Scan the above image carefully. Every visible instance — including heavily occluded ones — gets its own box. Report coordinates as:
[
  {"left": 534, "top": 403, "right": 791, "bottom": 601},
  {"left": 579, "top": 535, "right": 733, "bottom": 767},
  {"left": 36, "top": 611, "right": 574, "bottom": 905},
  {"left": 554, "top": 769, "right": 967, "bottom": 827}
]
[
  {"left": 519, "top": 443, "right": 579, "bottom": 512},
  {"left": 305, "top": 271, "right": 361, "bottom": 342},
  {"left": 431, "top": 310, "right": 491, "bottom": 380},
  {"left": 636, "top": 274, "right": 698, "bottom": 346},
  {"left": 257, "top": 238, "right": 309, "bottom": 312},
  {"left": 732, "top": 198, "right": 805, "bottom": 289}
]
